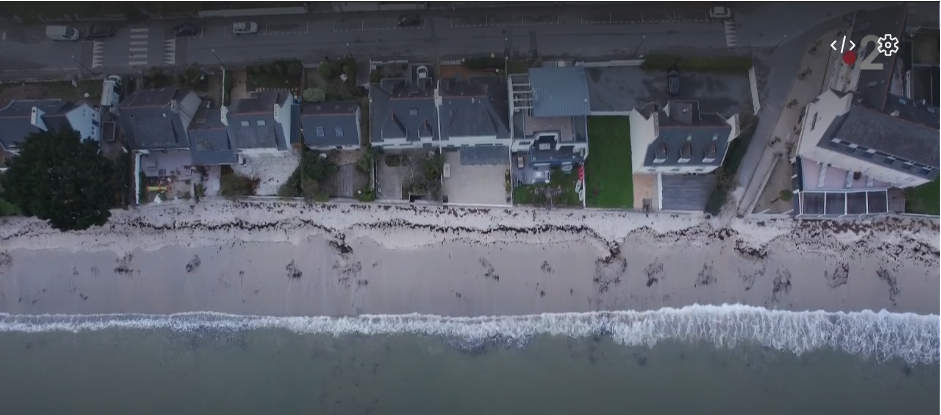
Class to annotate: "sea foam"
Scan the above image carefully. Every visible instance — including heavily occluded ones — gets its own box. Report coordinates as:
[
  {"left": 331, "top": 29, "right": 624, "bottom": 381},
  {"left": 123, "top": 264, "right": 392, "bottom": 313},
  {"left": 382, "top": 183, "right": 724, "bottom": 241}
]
[{"left": 0, "top": 304, "right": 937, "bottom": 365}]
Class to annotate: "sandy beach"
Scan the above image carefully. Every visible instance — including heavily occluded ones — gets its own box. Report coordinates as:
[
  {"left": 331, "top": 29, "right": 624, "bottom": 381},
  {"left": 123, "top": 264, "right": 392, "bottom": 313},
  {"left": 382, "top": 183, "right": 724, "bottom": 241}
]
[{"left": 0, "top": 201, "right": 938, "bottom": 317}]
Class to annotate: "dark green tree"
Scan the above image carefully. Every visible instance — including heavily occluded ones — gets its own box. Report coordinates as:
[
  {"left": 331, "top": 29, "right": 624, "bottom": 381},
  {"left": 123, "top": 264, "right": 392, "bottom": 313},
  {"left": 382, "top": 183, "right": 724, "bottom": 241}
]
[{"left": 2, "top": 128, "right": 114, "bottom": 231}]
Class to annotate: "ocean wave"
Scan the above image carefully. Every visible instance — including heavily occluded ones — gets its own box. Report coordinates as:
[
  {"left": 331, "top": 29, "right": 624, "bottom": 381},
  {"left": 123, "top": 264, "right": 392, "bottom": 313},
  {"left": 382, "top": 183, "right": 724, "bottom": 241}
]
[{"left": 0, "top": 304, "right": 937, "bottom": 365}]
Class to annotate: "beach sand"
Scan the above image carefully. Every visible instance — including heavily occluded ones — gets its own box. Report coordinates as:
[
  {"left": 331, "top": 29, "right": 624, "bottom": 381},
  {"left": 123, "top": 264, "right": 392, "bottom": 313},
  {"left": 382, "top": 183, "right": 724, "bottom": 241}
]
[{"left": 0, "top": 201, "right": 938, "bottom": 316}]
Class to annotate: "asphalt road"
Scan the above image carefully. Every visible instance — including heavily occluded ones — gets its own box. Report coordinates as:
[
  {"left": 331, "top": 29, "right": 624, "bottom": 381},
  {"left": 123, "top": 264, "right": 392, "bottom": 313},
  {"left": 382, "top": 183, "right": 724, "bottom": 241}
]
[{"left": 0, "top": 2, "right": 899, "bottom": 78}]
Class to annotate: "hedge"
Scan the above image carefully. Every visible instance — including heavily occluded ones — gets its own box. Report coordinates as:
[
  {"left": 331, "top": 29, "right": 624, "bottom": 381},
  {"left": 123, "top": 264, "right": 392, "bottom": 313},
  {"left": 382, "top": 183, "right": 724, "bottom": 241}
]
[
  {"left": 462, "top": 57, "right": 505, "bottom": 70},
  {"left": 641, "top": 55, "right": 753, "bottom": 72}
]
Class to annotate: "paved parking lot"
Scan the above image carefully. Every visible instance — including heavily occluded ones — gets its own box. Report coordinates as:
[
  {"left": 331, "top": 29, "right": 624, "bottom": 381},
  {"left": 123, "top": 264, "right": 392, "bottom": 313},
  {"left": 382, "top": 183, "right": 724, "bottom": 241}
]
[
  {"left": 585, "top": 66, "right": 750, "bottom": 116},
  {"left": 450, "top": 13, "right": 560, "bottom": 28},
  {"left": 333, "top": 18, "right": 426, "bottom": 32},
  {"left": 442, "top": 147, "right": 511, "bottom": 206}
]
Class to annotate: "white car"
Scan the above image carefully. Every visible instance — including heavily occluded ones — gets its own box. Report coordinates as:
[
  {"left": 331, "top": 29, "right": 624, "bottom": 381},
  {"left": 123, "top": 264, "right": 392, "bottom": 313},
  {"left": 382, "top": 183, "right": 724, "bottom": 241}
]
[
  {"left": 232, "top": 22, "right": 259, "bottom": 36},
  {"left": 709, "top": 6, "right": 732, "bottom": 19},
  {"left": 45, "top": 25, "right": 80, "bottom": 41}
]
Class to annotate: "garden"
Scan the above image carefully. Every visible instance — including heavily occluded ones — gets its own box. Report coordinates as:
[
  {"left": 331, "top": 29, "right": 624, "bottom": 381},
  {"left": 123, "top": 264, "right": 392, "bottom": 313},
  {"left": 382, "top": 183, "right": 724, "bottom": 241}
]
[
  {"left": 584, "top": 117, "right": 634, "bottom": 208},
  {"left": 246, "top": 59, "right": 304, "bottom": 92},
  {"left": 303, "top": 57, "right": 363, "bottom": 104},
  {"left": 277, "top": 149, "right": 339, "bottom": 202},
  {"left": 513, "top": 167, "right": 582, "bottom": 208}
]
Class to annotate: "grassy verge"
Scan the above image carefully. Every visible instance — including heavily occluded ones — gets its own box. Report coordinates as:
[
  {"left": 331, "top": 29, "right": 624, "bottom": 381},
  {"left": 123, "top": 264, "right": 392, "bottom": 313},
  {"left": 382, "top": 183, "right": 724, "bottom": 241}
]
[
  {"left": 0, "top": 80, "right": 104, "bottom": 103},
  {"left": 704, "top": 116, "right": 759, "bottom": 215},
  {"left": 513, "top": 167, "right": 582, "bottom": 207},
  {"left": 641, "top": 55, "right": 753, "bottom": 72},
  {"left": 585, "top": 117, "right": 633, "bottom": 208},
  {"left": 904, "top": 178, "right": 939, "bottom": 215}
]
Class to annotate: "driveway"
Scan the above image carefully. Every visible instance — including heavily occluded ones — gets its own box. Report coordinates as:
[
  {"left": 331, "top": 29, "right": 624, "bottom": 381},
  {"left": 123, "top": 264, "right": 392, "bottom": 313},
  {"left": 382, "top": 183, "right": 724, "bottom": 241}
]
[
  {"left": 442, "top": 146, "right": 511, "bottom": 206},
  {"left": 585, "top": 66, "right": 750, "bottom": 116},
  {"left": 660, "top": 174, "right": 718, "bottom": 211}
]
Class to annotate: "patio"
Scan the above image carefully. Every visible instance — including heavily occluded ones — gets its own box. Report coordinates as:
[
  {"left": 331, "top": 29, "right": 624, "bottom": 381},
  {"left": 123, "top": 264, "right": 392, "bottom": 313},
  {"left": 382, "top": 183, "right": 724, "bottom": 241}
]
[
  {"left": 442, "top": 147, "right": 511, "bottom": 206},
  {"left": 138, "top": 151, "right": 199, "bottom": 203},
  {"left": 232, "top": 153, "right": 300, "bottom": 196}
]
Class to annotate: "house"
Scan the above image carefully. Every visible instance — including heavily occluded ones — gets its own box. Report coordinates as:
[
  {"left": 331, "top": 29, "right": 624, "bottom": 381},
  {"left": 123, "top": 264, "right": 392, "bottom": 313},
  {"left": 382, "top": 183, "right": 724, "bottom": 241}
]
[
  {"left": 0, "top": 99, "right": 102, "bottom": 157},
  {"left": 629, "top": 100, "right": 739, "bottom": 175},
  {"left": 118, "top": 88, "right": 201, "bottom": 155},
  {"left": 792, "top": 4, "right": 939, "bottom": 216},
  {"left": 222, "top": 90, "right": 297, "bottom": 154},
  {"left": 437, "top": 75, "right": 511, "bottom": 148},
  {"left": 187, "top": 101, "right": 240, "bottom": 165},
  {"left": 299, "top": 100, "right": 361, "bottom": 150},
  {"left": 368, "top": 64, "right": 439, "bottom": 149},
  {"left": 507, "top": 66, "right": 590, "bottom": 184}
]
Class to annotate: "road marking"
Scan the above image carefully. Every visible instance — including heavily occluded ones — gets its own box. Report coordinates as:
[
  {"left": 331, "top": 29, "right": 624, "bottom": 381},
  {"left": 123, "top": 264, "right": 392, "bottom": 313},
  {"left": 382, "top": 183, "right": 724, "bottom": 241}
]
[
  {"left": 200, "top": 26, "right": 204, "bottom": 38},
  {"left": 92, "top": 41, "right": 105, "bottom": 68},
  {"left": 130, "top": 34, "right": 149, "bottom": 39},
  {"left": 724, "top": 20, "right": 738, "bottom": 48},
  {"left": 129, "top": 47, "right": 148, "bottom": 52},
  {"left": 130, "top": 40, "right": 148, "bottom": 45},
  {"left": 129, "top": 60, "right": 148, "bottom": 66},
  {"left": 164, "top": 39, "right": 177, "bottom": 65},
  {"left": 130, "top": 28, "right": 150, "bottom": 33},
  {"left": 1, "top": 32, "right": 5, "bottom": 41}
]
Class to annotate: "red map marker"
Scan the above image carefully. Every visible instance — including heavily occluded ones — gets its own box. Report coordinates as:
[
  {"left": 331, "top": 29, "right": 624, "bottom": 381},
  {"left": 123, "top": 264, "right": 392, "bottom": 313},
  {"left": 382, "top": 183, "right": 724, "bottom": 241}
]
[{"left": 842, "top": 50, "right": 857, "bottom": 65}]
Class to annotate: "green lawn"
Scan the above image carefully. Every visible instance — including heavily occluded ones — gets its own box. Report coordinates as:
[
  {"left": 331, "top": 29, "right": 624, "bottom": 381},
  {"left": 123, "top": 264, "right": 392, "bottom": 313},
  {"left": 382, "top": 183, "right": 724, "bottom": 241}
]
[
  {"left": 585, "top": 117, "right": 633, "bottom": 208},
  {"left": 905, "top": 178, "right": 939, "bottom": 215}
]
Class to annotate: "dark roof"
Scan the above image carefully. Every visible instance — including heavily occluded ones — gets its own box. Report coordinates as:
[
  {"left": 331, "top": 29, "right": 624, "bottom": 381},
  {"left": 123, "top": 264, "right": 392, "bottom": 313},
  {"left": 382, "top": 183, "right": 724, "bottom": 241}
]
[
  {"left": 529, "top": 67, "right": 591, "bottom": 117},
  {"left": 224, "top": 91, "right": 291, "bottom": 150},
  {"left": 0, "top": 99, "right": 76, "bottom": 150},
  {"left": 850, "top": 4, "right": 907, "bottom": 112},
  {"left": 438, "top": 77, "right": 510, "bottom": 140},
  {"left": 642, "top": 101, "right": 732, "bottom": 167},
  {"left": 818, "top": 105, "right": 940, "bottom": 175},
  {"left": 118, "top": 88, "right": 197, "bottom": 149},
  {"left": 369, "top": 78, "right": 438, "bottom": 143},
  {"left": 187, "top": 102, "right": 238, "bottom": 165},
  {"left": 880, "top": 93, "right": 940, "bottom": 129},
  {"left": 300, "top": 101, "right": 360, "bottom": 147}
]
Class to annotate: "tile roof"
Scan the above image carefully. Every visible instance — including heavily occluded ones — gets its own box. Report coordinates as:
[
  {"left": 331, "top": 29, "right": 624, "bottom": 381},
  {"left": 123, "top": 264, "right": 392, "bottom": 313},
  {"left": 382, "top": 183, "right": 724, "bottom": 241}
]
[
  {"left": 224, "top": 91, "right": 291, "bottom": 150},
  {"left": 529, "top": 67, "right": 591, "bottom": 117},
  {"left": 369, "top": 78, "right": 438, "bottom": 143},
  {"left": 818, "top": 105, "right": 940, "bottom": 173},
  {"left": 850, "top": 4, "right": 907, "bottom": 112},
  {"left": 438, "top": 76, "right": 510, "bottom": 140},
  {"left": 118, "top": 88, "right": 198, "bottom": 149},
  {"left": 642, "top": 101, "right": 732, "bottom": 168},
  {"left": 300, "top": 101, "right": 360, "bottom": 147},
  {"left": 0, "top": 99, "right": 76, "bottom": 150},
  {"left": 187, "top": 102, "right": 238, "bottom": 165}
]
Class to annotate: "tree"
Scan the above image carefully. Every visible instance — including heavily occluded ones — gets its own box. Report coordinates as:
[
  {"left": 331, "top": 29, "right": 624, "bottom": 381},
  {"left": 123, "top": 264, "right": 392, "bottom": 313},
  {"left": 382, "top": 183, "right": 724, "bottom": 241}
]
[
  {"left": 302, "top": 87, "right": 325, "bottom": 103},
  {"left": 2, "top": 129, "right": 115, "bottom": 231},
  {"left": 318, "top": 62, "right": 334, "bottom": 79}
]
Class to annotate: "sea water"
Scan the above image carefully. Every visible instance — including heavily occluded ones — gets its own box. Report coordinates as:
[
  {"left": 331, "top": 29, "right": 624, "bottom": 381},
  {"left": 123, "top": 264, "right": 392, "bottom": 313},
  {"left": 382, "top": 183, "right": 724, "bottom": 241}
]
[{"left": 0, "top": 306, "right": 937, "bottom": 415}]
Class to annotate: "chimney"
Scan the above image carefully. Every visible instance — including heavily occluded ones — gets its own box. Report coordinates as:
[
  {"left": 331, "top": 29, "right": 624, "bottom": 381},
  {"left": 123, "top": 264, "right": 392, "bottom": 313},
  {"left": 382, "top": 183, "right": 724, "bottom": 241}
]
[
  {"left": 220, "top": 106, "right": 229, "bottom": 126},
  {"left": 30, "top": 107, "right": 47, "bottom": 131}
]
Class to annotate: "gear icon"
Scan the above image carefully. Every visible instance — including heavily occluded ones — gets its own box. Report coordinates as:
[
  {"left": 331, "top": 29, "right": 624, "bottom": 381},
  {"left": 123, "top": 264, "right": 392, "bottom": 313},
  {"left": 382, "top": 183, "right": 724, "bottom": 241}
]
[{"left": 876, "top": 34, "right": 899, "bottom": 57}]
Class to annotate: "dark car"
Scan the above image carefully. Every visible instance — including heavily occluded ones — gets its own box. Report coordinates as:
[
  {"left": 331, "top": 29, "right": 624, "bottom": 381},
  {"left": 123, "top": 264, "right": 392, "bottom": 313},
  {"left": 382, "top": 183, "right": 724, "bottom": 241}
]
[
  {"left": 174, "top": 23, "right": 199, "bottom": 37},
  {"left": 668, "top": 64, "right": 680, "bottom": 95},
  {"left": 396, "top": 14, "right": 421, "bottom": 27},
  {"left": 85, "top": 25, "right": 115, "bottom": 39}
]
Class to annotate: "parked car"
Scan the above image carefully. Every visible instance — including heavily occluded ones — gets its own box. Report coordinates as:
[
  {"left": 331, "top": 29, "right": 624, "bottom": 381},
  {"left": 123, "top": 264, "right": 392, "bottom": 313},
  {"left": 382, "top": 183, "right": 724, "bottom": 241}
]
[
  {"left": 45, "top": 25, "right": 80, "bottom": 41},
  {"left": 709, "top": 6, "right": 732, "bottom": 19},
  {"left": 85, "top": 25, "right": 115, "bottom": 39},
  {"left": 396, "top": 14, "right": 421, "bottom": 27},
  {"left": 668, "top": 64, "right": 680, "bottom": 95},
  {"left": 232, "top": 22, "right": 259, "bottom": 36},
  {"left": 174, "top": 23, "right": 199, "bottom": 37}
]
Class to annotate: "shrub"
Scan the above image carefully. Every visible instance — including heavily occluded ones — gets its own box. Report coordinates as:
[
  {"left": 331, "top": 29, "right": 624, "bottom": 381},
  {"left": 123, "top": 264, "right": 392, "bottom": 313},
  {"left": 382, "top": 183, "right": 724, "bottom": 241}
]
[
  {"left": 302, "top": 87, "right": 326, "bottom": 103},
  {"left": 319, "top": 62, "right": 334, "bottom": 79},
  {"left": 462, "top": 56, "right": 505, "bottom": 70},
  {"left": 356, "top": 188, "right": 376, "bottom": 202},
  {"left": 641, "top": 55, "right": 754, "bottom": 72},
  {"left": 287, "top": 60, "right": 304, "bottom": 76},
  {"left": 703, "top": 116, "right": 760, "bottom": 215},
  {"left": 219, "top": 167, "right": 257, "bottom": 198}
]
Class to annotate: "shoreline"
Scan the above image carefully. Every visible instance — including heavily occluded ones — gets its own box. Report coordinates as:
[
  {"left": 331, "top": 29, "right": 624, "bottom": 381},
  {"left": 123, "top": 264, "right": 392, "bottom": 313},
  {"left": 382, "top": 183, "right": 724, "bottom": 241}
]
[{"left": 0, "top": 201, "right": 938, "bottom": 318}]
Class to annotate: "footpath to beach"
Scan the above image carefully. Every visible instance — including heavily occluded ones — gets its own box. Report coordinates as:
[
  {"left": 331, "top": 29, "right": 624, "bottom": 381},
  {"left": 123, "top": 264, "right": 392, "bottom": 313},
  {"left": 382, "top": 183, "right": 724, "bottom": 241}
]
[{"left": 0, "top": 201, "right": 938, "bottom": 317}]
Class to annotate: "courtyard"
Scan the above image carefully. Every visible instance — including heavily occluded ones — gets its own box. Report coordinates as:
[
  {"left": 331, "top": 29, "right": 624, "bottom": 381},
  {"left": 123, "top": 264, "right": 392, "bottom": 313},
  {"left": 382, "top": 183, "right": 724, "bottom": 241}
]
[
  {"left": 232, "top": 152, "right": 300, "bottom": 196},
  {"left": 136, "top": 151, "right": 220, "bottom": 204},
  {"left": 441, "top": 147, "right": 511, "bottom": 206},
  {"left": 376, "top": 149, "right": 443, "bottom": 202}
]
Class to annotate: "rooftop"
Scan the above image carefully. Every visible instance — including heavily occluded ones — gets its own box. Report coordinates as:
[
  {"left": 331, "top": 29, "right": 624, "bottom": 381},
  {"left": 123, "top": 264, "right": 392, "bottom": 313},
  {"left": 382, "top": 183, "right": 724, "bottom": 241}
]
[
  {"left": 0, "top": 99, "right": 75, "bottom": 149},
  {"left": 529, "top": 66, "right": 591, "bottom": 117},
  {"left": 849, "top": 4, "right": 908, "bottom": 112},
  {"left": 369, "top": 77, "right": 438, "bottom": 143},
  {"left": 642, "top": 101, "right": 732, "bottom": 168},
  {"left": 438, "top": 76, "right": 510, "bottom": 140},
  {"left": 187, "top": 101, "right": 238, "bottom": 165},
  {"left": 300, "top": 100, "right": 360, "bottom": 147},
  {"left": 118, "top": 88, "right": 198, "bottom": 149}
]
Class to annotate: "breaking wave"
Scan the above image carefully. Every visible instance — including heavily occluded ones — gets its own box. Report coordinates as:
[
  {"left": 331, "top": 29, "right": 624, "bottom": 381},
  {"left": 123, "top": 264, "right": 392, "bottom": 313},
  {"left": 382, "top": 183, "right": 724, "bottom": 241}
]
[{"left": 0, "top": 304, "right": 937, "bottom": 365}]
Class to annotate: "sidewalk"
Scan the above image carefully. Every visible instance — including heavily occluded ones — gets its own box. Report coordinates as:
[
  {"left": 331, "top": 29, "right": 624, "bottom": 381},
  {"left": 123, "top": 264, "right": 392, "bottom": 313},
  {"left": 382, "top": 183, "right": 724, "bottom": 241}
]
[{"left": 735, "top": 29, "right": 841, "bottom": 216}]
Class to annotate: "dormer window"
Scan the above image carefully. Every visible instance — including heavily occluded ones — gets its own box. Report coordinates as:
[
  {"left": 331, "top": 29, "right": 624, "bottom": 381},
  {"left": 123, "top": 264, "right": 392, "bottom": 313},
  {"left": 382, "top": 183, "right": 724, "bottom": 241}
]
[
  {"left": 256, "top": 120, "right": 266, "bottom": 126},
  {"left": 316, "top": 126, "right": 325, "bottom": 137},
  {"left": 678, "top": 141, "right": 692, "bottom": 163},
  {"left": 335, "top": 127, "right": 343, "bottom": 137},
  {"left": 409, "top": 108, "right": 418, "bottom": 116},
  {"left": 653, "top": 142, "right": 667, "bottom": 164},
  {"left": 703, "top": 142, "right": 717, "bottom": 163},
  {"left": 240, "top": 120, "right": 250, "bottom": 127}
]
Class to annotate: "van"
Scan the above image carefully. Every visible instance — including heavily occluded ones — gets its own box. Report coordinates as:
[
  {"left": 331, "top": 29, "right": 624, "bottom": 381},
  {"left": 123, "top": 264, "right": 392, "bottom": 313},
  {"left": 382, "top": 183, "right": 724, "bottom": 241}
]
[
  {"left": 46, "top": 25, "right": 80, "bottom": 41},
  {"left": 232, "top": 22, "right": 259, "bottom": 36}
]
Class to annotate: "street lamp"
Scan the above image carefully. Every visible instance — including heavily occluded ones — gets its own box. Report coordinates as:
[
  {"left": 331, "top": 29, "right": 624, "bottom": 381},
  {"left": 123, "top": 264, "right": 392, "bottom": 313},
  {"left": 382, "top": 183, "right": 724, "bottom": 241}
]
[
  {"left": 210, "top": 49, "right": 226, "bottom": 69},
  {"left": 71, "top": 55, "right": 98, "bottom": 76},
  {"left": 346, "top": 42, "right": 353, "bottom": 57},
  {"left": 633, "top": 35, "right": 646, "bottom": 57},
  {"left": 212, "top": 49, "right": 227, "bottom": 106},
  {"left": 770, "top": 34, "right": 788, "bottom": 53}
]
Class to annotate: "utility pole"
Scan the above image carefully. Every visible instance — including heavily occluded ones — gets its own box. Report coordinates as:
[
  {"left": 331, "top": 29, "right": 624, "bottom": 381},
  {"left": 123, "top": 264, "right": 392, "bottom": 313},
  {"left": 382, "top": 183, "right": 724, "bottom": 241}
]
[
  {"left": 346, "top": 42, "right": 353, "bottom": 57},
  {"left": 633, "top": 35, "right": 646, "bottom": 57},
  {"left": 71, "top": 55, "right": 98, "bottom": 76},
  {"left": 212, "top": 49, "right": 227, "bottom": 106},
  {"left": 770, "top": 34, "right": 788, "bottom": 53}
]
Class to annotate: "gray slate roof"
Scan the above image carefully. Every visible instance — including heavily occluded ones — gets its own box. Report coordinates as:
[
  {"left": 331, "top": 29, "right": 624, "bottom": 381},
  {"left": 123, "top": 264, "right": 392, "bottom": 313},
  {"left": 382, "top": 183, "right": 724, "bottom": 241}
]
[
  {"left": 118, "top": 88, "right": 197, "bottom": 149},
  {"left": 300, "top": 101, "right": 360, "bottom": 147},
  {"left": 642, "top": 101, "right": 732, "bottom": 168},
  {"left": 818, "top": 105, "right": 940, "bottom": 176},
  {"left": 369, "top": 78, "right": 438, "bottom": 143},
  {"left": 529, "top": 67, "right": 591, "bottom": 117},
  {"left": 225, "top": 91, "right": 290, "bottom": 150},
  {"left": 0, "top": 99, "right": 75, "bottom": 150},
  {"left": 187, "top": 102, "right": 238, "bottom": 165},
  {"left": 439, "top": 77, "right": 510, "bottom": 140},
  {"left": 850, "top": 4, "right": 908, "bottom": 112}
]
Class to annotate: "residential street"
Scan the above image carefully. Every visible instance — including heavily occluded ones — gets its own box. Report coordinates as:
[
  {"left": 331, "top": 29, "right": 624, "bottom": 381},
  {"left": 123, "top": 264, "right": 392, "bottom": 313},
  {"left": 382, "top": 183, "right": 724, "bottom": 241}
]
[{"left": 0, "top": 2, "right": 894, "bottom": 77}]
